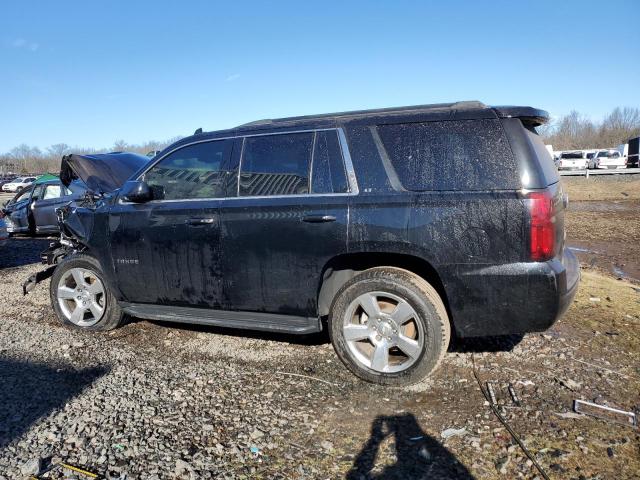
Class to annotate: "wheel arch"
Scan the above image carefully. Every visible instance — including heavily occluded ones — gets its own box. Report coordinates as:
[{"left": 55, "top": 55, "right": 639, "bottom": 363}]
[{"left": 317, "top": 252, "right": 451, "bottom": 323}]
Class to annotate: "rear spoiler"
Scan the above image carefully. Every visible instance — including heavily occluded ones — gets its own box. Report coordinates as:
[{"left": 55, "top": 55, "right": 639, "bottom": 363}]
[{"left": 492, "top": 106, "right": 549, "bottom": 127}]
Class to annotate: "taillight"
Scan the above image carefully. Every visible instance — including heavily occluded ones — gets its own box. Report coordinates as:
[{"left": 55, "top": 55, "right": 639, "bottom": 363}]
[{"left": 528, "top": 190, "right": 555, "bottom": 261}]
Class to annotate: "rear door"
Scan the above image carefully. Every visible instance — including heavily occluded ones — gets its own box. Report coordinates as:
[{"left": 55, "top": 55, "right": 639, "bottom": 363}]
[
  {"left": 109, "top": 139, "right": 233, "bottom": 307},
  {"left": 220, "top": 129, "right": 354, "bottom": 317}
]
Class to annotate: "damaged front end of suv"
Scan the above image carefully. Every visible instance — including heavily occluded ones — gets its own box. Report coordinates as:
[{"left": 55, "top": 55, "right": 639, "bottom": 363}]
[{"left": 22, "top": 152, "right": 150, "bottom": 294}]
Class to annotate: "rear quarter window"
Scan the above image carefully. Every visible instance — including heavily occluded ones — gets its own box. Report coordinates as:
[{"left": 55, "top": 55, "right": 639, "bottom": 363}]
[{"left": 376, "top": 119, "right": 518, "bottom": 191}]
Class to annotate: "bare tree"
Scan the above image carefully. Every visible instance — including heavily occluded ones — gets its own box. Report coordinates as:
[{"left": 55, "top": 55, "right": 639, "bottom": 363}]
[
  {"left": 0, "top": 135, "right": 183, "bottom": 174},
  {"left": 10, "top": 144, "right": 42, "bottom": 172},
  {"left": 542, "top": 107, "right": 640, "bottom": 150},
  {"left": 46, "top": 143, "right": 71, "bottom": 159},
  {"left": 113, "top": 139, "right": 129, "bottom": 152},
  {"left": 598, "top": 107, "right": 640, "bottom": 147}
]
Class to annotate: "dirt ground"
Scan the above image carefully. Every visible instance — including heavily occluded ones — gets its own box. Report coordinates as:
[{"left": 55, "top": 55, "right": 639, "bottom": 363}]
[
  {"left": 0, "top": 176, "right": 639, "bottom": 479},
  {"left": 563, "top": 176, "right": 640, "bottom": 283}
]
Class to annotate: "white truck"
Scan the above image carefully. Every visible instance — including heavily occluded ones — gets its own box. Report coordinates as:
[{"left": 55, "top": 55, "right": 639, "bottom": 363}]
[
  {"left": 593, "top": 149, "right": 626, "bottom": 169},
  {"left": 557, "top": 151, "right": 588, "bottom": 170}
]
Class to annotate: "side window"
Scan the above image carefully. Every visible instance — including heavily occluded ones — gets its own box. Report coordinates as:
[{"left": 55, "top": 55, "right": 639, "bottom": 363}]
[
  {"left": 376, "top": 119, "right": 518, "bottom": 191},
  {"left": 31, "top": 185, "right": 44, "bottom": 201},
  {"left": 311, "top": 130, "right": 349, "bottom": 194},
  {"left": 42, "top": 184, "right": 62, "bottom": 200},
  {"left": 239, "top": 133, "right": 313, "bottom": 196},
  {"left": 144, "top": 140, "right": 232, "bottom": 200}
]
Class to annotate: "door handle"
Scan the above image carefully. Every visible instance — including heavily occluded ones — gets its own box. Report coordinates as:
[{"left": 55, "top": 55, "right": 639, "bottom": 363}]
[
  {"left": 301, "top": 214, "right": 336, "bottom": 223},
  {"left": 186, "top": 217, "right": 215, "bottom": 226}
]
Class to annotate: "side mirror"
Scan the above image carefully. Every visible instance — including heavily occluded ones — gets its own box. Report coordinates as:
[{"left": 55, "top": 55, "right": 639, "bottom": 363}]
[{"left": 121, "top": 180, "right": 153, "bottom": 203}]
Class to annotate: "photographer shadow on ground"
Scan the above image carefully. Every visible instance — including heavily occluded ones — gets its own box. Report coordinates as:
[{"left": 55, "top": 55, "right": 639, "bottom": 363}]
[
  {"left": 0, "top": 358, "right": 109, "bottom": 449},
  {"left": 347, "top": 413, "right": 474, "bottom": 480}
]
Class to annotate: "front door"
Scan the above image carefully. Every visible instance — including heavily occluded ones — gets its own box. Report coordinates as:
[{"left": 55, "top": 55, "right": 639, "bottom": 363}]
[
  {"left": 31, "top": 182, "right": 65, "bottom": 231},
  {"left": 220, "top": 129, "right": 354, "bottom": 317},
  {"left": 109, "top": 139, "right": 233, "bottom": 307}
]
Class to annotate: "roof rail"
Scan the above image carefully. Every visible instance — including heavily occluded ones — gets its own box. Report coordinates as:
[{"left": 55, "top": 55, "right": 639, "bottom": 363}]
[{"left": 236, "top": 101, "right": 487, "bottom": 128}]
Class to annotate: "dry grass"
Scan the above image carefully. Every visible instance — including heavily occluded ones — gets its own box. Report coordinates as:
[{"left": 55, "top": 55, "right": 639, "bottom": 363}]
[{"left": 561, "top": 176, "right": 640, "bottom": 201}]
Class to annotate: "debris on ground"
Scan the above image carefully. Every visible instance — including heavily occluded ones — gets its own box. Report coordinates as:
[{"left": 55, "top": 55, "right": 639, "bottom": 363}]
[
  {"left": 573, "top": 399, "right": 638, "bottom": 427},
  {"left": 508, "top": 383, "right": 521, "bottom": 406},
  {"left": 440, "top": 427, "right": 468, "bottom": 439},
  {"left": 19, "top": 458, "right": 42, "bottom": 476},
  {"left": 555, "top": 377, "right": 583, "bottom": 392}
]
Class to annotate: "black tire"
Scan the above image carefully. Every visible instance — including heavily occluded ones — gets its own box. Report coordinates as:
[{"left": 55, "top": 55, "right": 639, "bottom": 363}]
[
  {"left": 329, "top": 267, "right": 450, "bottom": 386},
  {"left": 50, "top": 254, "right": 125, "bottom": 331}
]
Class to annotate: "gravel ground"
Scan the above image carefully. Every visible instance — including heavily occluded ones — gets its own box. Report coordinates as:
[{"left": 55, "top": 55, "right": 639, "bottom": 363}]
[{"left": 1, "top": 200, "right": 640, "bottom": 479}]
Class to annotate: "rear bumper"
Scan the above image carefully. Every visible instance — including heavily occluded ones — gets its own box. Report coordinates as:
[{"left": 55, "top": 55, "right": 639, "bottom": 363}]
[
  {"left": 558, "top": 164, "right": 586, "bottom": 170},
  {"left": 443, "top": 249, "right": 580, "bottom": 337},
  {"left": 555, "top": 248, "right": 580, "bottom": 318}
]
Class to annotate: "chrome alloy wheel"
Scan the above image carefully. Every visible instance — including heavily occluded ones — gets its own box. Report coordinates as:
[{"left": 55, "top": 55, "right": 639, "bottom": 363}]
[
  {"left": 342, "top": 291, "right": 425, "bottom": 373},
  {"left": 57, "top": 267, "right": 106, "bottom": 327}
]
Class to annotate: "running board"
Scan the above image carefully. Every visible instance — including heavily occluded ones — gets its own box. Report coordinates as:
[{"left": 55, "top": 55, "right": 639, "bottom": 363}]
[{"left": 121, "top": 303, "right": 321, "bottom": 334}]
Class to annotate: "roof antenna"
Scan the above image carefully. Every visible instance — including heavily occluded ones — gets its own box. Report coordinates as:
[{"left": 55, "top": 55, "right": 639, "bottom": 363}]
[{"left": 194, "top": 127, "right": 203, "bottom": 135}]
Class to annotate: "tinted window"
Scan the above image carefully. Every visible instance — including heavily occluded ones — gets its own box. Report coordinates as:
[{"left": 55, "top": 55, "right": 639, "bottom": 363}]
[
  {"left": 377, "top": 119, "right": 518, "bottom": 191},
  {"left": 311, "top": 130, "right": 349, "bottom": 194},
  {"left": 144, "top": 140, "right": 231, "bottom": 200},
  {"left": 239, "top": 133, "right": 313, "bottom": 196},
  {"left": 42, "top": 184, "right": 62, "bottom": 199},
  {"left": 561, "top": 152, "right": 584, "bottom": 159},
  {"left": 31, "top": 185, "right": 45, "bottom": 201}
]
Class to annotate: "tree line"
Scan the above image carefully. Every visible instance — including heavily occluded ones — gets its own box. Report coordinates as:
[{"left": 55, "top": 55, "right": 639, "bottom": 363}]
[
  {"left": 1, "top": 106, "right": 639, "bottom": 174},
  {"left": 540, "top": 107, "right": 640, "bottom": 151},
  {"left": 0, "top": 137, "right": 181, "bottom": 175}
]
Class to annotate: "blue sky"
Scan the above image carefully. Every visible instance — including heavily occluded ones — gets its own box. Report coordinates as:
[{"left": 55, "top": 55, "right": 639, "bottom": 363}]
[{"left": 0, "top": 0, "right": 638, "bottom": 152}]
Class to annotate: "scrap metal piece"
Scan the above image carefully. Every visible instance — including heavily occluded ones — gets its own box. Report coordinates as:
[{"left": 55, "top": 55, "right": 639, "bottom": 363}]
[
  {"left": 60, "top": 462, "right": 99, "bottom": 478},
  {"left": 508, "top": 383, "right": 521, "bottom": 406},
  {"left": 486, "top": 382, "right": 497, "bottom": 405},
  {"left": 573, "top": 399, "right": 637, "bottom": 427},
  {"left": 27, "top": 459, "right": 99, "bottom": 479},
  {"left": 22, "top": 266, "right": 56, "bottom": 295}
]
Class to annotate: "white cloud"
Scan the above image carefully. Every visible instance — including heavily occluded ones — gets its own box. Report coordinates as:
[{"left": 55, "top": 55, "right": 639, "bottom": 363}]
[
  {"left": 10, "top": 38, "right": 39, "bottom": 52},
  {"left": 225, "top": 73, "right": 240, "bottom": 82}
]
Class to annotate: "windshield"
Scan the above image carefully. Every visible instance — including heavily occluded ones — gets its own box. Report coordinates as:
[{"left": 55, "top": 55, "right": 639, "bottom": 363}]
[
  {"left": 561, "top": 152, "right": 584, "bottom": 159},
  {"left": 15, "top": 188, "right": 32, "bottom": 202},
  {"left": 597, "top": 151, "right": 611, "bottom": 158}
]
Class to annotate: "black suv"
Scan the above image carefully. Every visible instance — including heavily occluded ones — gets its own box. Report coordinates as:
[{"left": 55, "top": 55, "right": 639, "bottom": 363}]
[{"left": 34, "top": 101, "right": 579, "bottom": 385}]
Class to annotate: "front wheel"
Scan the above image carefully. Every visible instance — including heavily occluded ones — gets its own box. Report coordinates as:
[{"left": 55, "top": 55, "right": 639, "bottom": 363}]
[
  {"left": 50, "top": 254, "right": 124, "bottom": 331},
  {"left": 329, "top": 267, "right": 450, "bottom": 386}
]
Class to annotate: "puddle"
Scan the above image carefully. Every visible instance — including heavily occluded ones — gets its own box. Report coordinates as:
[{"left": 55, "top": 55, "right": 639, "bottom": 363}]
[
  {"left": 612, "top": 266, "right": 631, "bottom": 280},
  {"left": 567, "top": 241, "right": 639, "bottom": 283},
  {"left": 568, "top": 246, "right": 598, "bottom": 254},
  {"left": 568, "top": 201, "right": 638, "bottom": 213}
]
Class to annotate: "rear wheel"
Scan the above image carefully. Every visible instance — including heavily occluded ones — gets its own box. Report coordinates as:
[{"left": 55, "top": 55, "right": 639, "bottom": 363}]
[
  {"left": 329, "top": 267, "right": 450, "bottom": 385},
  {"left": 50, "top": 254, "right": 124, "bottom": 331}
]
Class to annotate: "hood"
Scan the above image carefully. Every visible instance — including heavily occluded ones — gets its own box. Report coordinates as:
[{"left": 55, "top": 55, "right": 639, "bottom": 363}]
[{"left": 60, "top": 152, "right": 150, "bottom": 194}]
